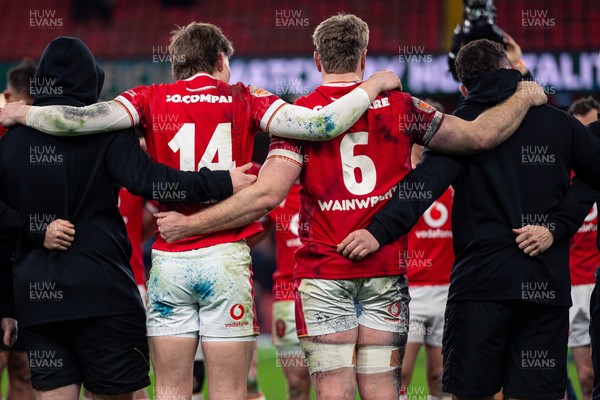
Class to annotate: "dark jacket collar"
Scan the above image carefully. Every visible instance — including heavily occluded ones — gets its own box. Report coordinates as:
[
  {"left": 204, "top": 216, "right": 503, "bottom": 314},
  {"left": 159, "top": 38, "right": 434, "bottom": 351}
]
[{"left": 463, "top": 68, "right": 522, "bottom": 109}]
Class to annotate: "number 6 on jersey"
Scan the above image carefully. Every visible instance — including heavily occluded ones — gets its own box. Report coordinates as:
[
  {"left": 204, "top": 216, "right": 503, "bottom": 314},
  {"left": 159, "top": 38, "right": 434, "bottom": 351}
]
[{"left": 340, "top": 131, "right": 377, "bottom": 195}]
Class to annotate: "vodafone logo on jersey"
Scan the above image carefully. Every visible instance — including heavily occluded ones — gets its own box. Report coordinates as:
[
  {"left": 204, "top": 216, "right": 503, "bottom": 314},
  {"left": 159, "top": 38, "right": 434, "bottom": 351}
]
[
  {"left": 423, "top": 201, "right": 449, "bottom": 228},
  {"left": 230, "top": 304, "right": 245, "bottom": 320}
]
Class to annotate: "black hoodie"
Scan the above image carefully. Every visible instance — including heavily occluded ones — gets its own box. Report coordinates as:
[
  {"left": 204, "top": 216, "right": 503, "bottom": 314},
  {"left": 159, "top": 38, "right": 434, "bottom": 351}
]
[
  {"left": 366, "top": 68, "right": 600, "bottom": 307},
  {"left": 0, "top": 37, "right": 233, "bottom": 325}
]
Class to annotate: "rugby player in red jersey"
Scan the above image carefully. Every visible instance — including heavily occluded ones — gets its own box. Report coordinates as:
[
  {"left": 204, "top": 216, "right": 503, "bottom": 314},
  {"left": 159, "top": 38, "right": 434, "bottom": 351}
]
[
  {"left": 566, "top": 96, "right": 600, "bottom": 400},
  {"left": 150, "top": 14, "right": 546, "bottom": 400},
  {"left": 400, "top": 143, "right": 453, "bottom": 400},
  {"left": 0, "top": 23, "right": 402, "bottom": 400}
]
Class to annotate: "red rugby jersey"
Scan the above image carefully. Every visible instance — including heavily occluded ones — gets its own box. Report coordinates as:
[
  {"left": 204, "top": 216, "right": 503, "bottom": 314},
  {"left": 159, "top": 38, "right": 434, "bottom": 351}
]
[
  {"left": 267, "top": 183, "right": 301, "bottom": 300},
  {"left": 269, "top": 82, "right": 444, "bottom": 280},
  {"left": 118, "top": 188, "right": 146, "bottom": 286},
  {"left": 569, "top": 203, "right": 600, "bottom": 285},
  {"left": 406, "top": 188, "right": 454, "bottom": 286},
  {"left": 115, "top": 74, "right": 284, "bottom": 252}
]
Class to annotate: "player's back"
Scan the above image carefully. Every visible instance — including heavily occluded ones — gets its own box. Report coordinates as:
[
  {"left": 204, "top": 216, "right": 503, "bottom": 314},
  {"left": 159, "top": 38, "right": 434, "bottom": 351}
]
[
  {"left": 116, "top": 74, "right": 281, "bottom": 251},
  {"left": 289, "top": 83, "right": 443, "bottom": 280}
]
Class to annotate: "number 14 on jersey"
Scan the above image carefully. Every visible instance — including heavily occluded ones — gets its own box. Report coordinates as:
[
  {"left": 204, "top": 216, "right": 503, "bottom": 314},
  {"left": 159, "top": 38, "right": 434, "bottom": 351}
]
[{"left": 168, "top": 123, "right": 235, "bottom": 171}]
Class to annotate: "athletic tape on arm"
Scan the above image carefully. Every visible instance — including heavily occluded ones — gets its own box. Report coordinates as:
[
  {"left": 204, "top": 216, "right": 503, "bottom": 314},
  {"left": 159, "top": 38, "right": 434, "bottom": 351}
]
[
  {"left": 26, "top": 100, "right": 134, "bottom": 136},
  {"left": 267, "top": 88, "right": 370, "bottom": 141}
]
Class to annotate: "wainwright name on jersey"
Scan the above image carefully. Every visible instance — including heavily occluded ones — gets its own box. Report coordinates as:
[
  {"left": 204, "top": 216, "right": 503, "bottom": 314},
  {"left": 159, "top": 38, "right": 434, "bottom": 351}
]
[
  {"left": 115, "top": 73, "right": 286, "bottom": 252},
  {"left": 269, "top": 82, "right": 444, "bottom": 280}
]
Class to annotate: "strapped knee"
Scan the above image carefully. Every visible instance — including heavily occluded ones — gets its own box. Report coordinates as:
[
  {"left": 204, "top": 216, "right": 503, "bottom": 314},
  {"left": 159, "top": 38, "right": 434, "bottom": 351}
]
[
  {"left": 355, "top": 345, "right": 402, "bottom": 374},
  {"left": 300, "top": 340, "right": 355, "bottom": 374}
]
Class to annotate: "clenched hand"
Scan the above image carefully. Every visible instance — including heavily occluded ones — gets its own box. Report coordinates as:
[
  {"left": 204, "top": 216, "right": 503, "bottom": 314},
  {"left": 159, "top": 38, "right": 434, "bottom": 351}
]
[
  {"left": 337, "top": 229, "right": 380, "bottom": 261},
  {"left": 155, "top": 211, "right": 192, "bottom": 243},
  {"left": 513, "top": 225, "right": 554, "bottom": 256},
  {"left": 0, "top": 100, "right": 29, "bottom": 127},
  {"left": 44, "top": 219, "right": 75, "bottom": 251}
]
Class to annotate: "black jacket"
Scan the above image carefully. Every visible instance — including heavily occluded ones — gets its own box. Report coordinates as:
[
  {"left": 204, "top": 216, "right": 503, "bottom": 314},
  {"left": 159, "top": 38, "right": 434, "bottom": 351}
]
[
  {"left": 0, "top": 37, "right": 233, "bottom": 325},
  {"left": 0, "top": 201, "right": 24, "bottom": 318},
  {"left": 367, "top": 69, "right": 600, "bottom": 306}
]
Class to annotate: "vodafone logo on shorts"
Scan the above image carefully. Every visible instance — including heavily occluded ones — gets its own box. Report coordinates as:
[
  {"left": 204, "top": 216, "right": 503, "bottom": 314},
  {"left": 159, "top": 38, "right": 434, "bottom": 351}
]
[
  {"left": 230, "top": 304, "right": 245, "bottom": 320},
  {"left": 388, "top": 302, "right": 402, "bottom": 317},
  {"left": 423, "top": 201, "right": 449, "bottom": 228},
  {"left": 385, "top": 302, "right": 406, "bottom": 324},
  {"left": 224, "top": 304, "right": 250, "bottom": 328},
  {"left": 275, "top": 319, "right": 286, "bottom": 338}
]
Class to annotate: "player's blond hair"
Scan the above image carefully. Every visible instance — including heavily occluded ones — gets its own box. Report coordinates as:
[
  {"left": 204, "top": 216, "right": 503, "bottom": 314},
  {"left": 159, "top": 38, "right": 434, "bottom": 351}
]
[
  {"left": 312, "top": 14, "right": 369, "bottom": 74},
  {"left": 169, "top": 22, "right": 234, "bottom": 80}
]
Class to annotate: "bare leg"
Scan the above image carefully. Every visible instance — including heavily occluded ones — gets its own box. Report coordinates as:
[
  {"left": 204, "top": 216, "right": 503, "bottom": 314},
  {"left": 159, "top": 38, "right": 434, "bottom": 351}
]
[
  {"left": 202, "top": 340, "right": 254, "bottom": 400},
  {"left": 246, "top": 342, "right": 264, "bottom": 398},
  {"left": 424, "top": 344, "right": 444, "bottom": 397},
  {"left": 399, "top": 342, "right": 421, "bottom": 395},
  {"left": 132, "top": 388, "right": 150, "bottom": 399},
  {"left": 278, "top": 348, "right": 311, "bottom": 400},
  {"left": 92, "top": 393, "right": 134, "bottom": 400},
  {"left": 92, "top": 393, "right": 135, "bottom": 400},
  {"left": 149, "top": 336, "right": 198, "bottom": 400},
  {"left": 6, "top": 351, "right": 34, "bottom": 399},
  {"left": 36, "top": 384, "right": 80, "bottom": 400},
  {"left": 572, "top": 345, "right": 593, "bottom": 400},
  {"left": 313, "top": 368, "right": 356, "bottom": 400}
]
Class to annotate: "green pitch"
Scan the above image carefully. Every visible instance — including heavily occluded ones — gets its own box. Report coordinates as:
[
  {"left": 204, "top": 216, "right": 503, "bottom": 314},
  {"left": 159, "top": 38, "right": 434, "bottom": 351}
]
[{"left": 0, "top": 346, "right": 585, "bottom": 399}]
